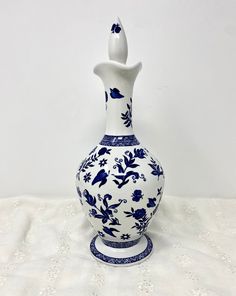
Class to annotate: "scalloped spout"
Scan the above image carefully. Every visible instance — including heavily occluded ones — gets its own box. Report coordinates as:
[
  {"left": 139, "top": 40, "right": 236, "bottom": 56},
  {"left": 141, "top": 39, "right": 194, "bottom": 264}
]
[
  {"left": 94, "top": 61, "right": 142, "bottom": 90},
  {"left": 109, "top": 17, "right": 128, "bottom": 64}
]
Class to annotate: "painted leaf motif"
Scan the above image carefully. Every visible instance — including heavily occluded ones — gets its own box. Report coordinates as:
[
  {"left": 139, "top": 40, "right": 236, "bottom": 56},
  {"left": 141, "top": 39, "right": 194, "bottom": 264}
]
[
  {"left": 117, "top": 164, "right": 124, "bottom": 174},
  {"left": 128, "top": 164, "right": 139, "bottom": 168},
  {"left": 94, "top": 214, "right": 104, "bottom": 219},
  {"left": 121, "top": 102, "right": 132, "bottom": 127},
  {"left": 113, "top": 175, "right": 125, "bottom": 180},
  {"left": 113, "top": 180, "right": 120, "bottom": 185},
  {"left": 152, "top": 171, "right": 159, "bottom": 176},
  {"left": 118, "top": 179, "right": 129, "bottom": 188},
  {"left": 103, "top": 194, "right": 112, "bottom": 208},
  {"left": 109, "top": 203, "right": 121, "bottom": 209},
  {"left": 124, "top": 156, "right": 129, "bottom": 167},
  {"left": 125, "top": 171, "right": 139, "bottom": 179}
]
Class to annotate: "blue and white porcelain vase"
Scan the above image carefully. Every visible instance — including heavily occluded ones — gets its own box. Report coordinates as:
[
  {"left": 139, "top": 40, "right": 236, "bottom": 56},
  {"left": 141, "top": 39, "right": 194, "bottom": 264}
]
[{"left": 76, "top": 18, "right": 165, "bottom": 266}]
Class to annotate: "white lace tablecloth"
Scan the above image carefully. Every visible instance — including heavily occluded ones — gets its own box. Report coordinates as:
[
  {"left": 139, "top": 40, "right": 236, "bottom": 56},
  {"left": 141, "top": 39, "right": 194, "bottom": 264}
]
[{"left": 0, "top": 196, "right": 235, "bottom": 296}]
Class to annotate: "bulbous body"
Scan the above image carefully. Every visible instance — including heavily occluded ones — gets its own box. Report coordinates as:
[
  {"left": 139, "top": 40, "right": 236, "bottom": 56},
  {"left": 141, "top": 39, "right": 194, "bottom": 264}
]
[{"left": 76, "top": 137, "right": 164, "bottom": 245}]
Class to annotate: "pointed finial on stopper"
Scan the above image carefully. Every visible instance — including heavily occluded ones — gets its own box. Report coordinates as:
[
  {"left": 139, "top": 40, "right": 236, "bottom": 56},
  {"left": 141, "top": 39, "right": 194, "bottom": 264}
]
[{"left": 108, "top": 17, "right": 128, "bottom": 64}]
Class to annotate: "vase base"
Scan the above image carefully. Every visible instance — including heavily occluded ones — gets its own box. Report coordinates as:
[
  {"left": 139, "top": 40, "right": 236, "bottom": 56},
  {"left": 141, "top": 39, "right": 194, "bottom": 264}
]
[{"left": 90, "top": 234, "right": 153, "bottom": 266}]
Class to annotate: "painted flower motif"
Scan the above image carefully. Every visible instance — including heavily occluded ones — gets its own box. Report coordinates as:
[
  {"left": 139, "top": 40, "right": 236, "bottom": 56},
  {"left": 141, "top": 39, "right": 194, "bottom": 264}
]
[
  {"left": 111, "top": 23, "right": 121, "bottom": 34},
  {"left": 124, "top": 208, "right": 150, "bottom": 235},
  {"left": 99, "top": 158, "right": 108, "bottom": 167},
  {"left": 110, "top": 88, "right": 124, "bottom": 99},
  {"left": 120, "top": 234, "right": 130, "bottom": 240},
  {"left": 98, "top": 231, "right": 105, "bottom": 237},
  {"left": 83, "top": 172, "right": 91, "bottom": 183},
  {"left": 83, "top": 190, "right": 126, "bottom": 238},
  {"left": 132, "top": 189, "right": 144, "bottom": 202},
  {"left": 134, "top": 148, "right": 146, "bottom": 159},
  {"left": 133, "top": 208, "right": 146, "bottom": 220},
  {"left": 89, "top": 209, "right": 97, "bottom": 217}
]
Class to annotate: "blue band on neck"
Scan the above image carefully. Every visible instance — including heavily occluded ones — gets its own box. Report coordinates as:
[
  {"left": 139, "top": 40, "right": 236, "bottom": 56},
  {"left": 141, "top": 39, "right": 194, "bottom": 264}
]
[{"left": 100, "top": 135, "right": 140, "bottom": 146}]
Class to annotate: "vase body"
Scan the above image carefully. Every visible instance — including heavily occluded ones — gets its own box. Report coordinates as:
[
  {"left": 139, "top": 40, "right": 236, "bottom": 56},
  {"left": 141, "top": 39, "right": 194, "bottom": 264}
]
[{"left": 76, "top": 59, "right": 165, "bottom": 265}]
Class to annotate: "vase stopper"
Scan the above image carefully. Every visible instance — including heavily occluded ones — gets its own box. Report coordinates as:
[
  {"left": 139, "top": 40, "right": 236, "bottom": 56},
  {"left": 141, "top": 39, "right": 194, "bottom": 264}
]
[{"left": 108, "top": 17, "right": 128, "bottom": 64}]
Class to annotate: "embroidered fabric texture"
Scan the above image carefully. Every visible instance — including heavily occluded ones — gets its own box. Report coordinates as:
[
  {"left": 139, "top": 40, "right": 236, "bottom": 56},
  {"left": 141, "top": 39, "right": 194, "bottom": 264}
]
[{"left": 0, "top": 196, "right": 235, "bottom": 296}]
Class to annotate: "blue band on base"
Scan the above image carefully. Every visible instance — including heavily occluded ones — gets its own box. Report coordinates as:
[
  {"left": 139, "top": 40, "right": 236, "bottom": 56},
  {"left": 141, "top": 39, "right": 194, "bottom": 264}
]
[
  {"left": 90, "top": 234, "right": 153, "bottom": 265},
  {"left": 102, "top": 238, "right": 140, "bottom": 248}
]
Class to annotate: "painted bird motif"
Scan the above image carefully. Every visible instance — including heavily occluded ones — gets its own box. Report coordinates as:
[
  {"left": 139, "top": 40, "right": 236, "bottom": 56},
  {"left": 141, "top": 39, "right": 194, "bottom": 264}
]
[
  {"left": 110, "top": 88, "right": 124, "bottom": 99},
  {"left": 147, "top": 197, "right": 157, "bottom": 208},
  {"left": 92, "top": 169, "right": 109, "bottom": 187}
]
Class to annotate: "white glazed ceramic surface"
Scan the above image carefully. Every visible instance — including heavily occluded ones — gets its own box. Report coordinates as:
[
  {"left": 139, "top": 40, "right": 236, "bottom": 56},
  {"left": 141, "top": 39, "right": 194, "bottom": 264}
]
[{"left": 76, "top": 18, "right": 165, "bottom": 265}]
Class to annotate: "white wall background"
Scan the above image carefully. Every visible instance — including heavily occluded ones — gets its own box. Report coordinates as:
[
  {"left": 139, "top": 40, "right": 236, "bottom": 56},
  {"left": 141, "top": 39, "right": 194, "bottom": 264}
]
[{"left": 0, "top": 0, "right": 235, "bottom": 198}]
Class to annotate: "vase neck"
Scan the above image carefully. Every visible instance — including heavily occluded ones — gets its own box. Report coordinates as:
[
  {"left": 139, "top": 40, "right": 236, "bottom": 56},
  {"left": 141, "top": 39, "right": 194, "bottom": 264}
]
[
  {"left": 104, "top": 88, "right": 133, "bottom": 135},
  {"left": 94, "top": 61, "right": 142, "bottom": 136}
]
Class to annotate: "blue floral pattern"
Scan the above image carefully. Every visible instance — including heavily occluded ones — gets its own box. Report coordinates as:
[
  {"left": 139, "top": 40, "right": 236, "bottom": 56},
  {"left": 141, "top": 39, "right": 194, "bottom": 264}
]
[
  {"left": 121, "top": 98, "right": 132, "bottom": 127},
  {"left": 79, "top": 147, "right": 111, "bottom": 173},
  {"left": 83, "top": 189, "right": 127, "bottom": 238},
  {"left": 124, "top": 207, "right": 151, "bottom": 235},
  {"left": 77, "top": 147, "right": 111, "bottom": 182},
  {"left": 78, "top": 154, "right": 98, "bottom": 175},
  {"left": 152, "top": 187, "right": 163, "bottom": 215},
  {"left": 112, "top": 149, "right": 147, "bottom": 188},
  {"left": 134, "top": 148, "right": 146, "bottom": 159},
  {"left": 148, "top": 157, "right": 164, "bottom": 179},
  {"left": 77, "top": 145, "right": 164, "bottom": 244}
]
